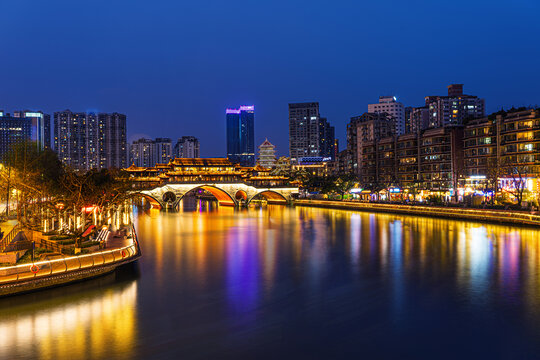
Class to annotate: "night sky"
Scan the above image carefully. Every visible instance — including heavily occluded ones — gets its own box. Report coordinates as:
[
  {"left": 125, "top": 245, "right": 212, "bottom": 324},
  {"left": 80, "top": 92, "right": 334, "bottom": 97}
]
[{"left": 1, "top": 0, "right": 539, "bottom": 157}]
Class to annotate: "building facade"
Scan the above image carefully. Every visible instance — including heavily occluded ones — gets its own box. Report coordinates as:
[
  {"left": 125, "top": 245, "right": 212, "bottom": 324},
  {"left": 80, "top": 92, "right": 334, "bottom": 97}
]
[
  {"left": 368, "top": 96, "right": 406, "bottom": 135},
  {"left": 347, "top": 112, "right": 394, "bottom": 174},
  {"left": 174, "top": 136, "right": 200, "bottom": 158},
  {"left": 289, "top": 102, "right": 336, "bottom": 163},
  {"left": 98, "top": 112, "right": 128, "bottom": 169},
  {"left": 0, "top": 113, "right": 32, "bottom": 161},
  {"left": 463, "top": 109, "right": 540, "bottom": 193},
  {"left": 130, "top": 138, "right": 155, "bottom": 167},
  {"left": 226, "top": 105, "right": 255, "bottom": 167},
  {"left": 318, "top": 117, "right": 336, "bottom": 160},
  {"left": 407, "top": 106, "right": 430, "bottom": 134},
  {"left": 154, "top": 138, "right": 172, "bottom": 164},
  {"left": 13, "top": 110, "right": 51, "bottom": 150},
  {"left": 420, "top": 127, "right": 463, "bottom": 191},
  {"left": 426, "top": 84, "right": 485, "bottom": 128},
  {"left": 54, "top": 110, "right": 127, "bottom": 171},
  {"left": 354, "top": 127, "right": 463, "bottom": 195}
]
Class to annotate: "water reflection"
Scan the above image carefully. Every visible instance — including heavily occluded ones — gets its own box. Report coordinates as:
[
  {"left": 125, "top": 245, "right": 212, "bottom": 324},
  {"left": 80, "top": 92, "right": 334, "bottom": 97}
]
[
  {"left": 2, "top": 205, "right": 540, "bottom": 358},
  {"left": 0, "top": 278, "right": 137, "bottom": 359}
]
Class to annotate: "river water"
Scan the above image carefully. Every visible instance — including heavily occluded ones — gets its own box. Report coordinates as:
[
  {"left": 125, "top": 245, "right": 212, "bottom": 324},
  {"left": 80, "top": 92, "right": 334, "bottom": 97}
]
[{"left": 1, "top": 204, "right": 540, "bottom": 359}]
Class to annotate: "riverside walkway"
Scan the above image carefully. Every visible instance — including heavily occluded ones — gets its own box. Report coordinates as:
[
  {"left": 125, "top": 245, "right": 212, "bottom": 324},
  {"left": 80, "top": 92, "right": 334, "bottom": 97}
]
[{"left": 295, "top": 199, "right": 540, "bottom": 227}]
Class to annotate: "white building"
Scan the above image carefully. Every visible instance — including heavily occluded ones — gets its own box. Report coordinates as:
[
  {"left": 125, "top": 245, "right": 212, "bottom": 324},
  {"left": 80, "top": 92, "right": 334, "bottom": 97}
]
[
  {"left": 129, "top": 138, "right": 155, "bottom": 167},
  {"left": 368, "top": 96, "right": 405, "bottom": 136},
  {"left": 154, "top": 138, "right": 172, "bottom": 164},
  {"left": 174, "top": 136, "right": 200, "bottom": 158}
]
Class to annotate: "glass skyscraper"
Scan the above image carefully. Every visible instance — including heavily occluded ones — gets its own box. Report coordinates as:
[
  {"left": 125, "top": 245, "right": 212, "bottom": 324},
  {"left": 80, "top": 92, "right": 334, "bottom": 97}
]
[
  {"left": 226, "top": 105, "right": 255, "bottom": 167},
  {"left": 0, "top": 113, "right": 32, "bottom": 161}
]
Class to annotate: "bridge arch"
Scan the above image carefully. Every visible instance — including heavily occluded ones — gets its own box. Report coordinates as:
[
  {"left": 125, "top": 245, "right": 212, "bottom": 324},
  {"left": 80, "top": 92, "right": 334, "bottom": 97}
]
[
  {"left": 133, "top": 192, "right": 163, "bottom": 209},
  {"left": 235, "top": 190, "right": 248, "bottom": 201},
  {"left": 248, "top": 190, "right": 289, "bottom": 205},
  {"left": 179, "top": 185, "right": 237, "bottom": 207}
]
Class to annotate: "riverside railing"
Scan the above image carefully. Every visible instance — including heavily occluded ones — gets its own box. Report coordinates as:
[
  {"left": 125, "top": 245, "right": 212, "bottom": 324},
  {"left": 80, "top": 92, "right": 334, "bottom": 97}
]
[
  {"left": 0, "top": 225, "right": 22, "bottom": 253},
  {"left": 0, "top": 241, "right": 139, "bottom": 285}
]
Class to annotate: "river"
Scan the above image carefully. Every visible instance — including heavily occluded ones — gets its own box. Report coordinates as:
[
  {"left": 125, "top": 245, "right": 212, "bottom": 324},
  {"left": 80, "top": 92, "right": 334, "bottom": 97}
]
[{"left": 1, "top": 203, "right": 540, "bottom": 359}]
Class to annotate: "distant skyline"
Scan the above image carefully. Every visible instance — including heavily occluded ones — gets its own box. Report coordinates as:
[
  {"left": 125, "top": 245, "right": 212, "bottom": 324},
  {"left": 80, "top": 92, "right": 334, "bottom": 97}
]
[{"left": 1, "top": 0, "right": 539, "bottom": 157}]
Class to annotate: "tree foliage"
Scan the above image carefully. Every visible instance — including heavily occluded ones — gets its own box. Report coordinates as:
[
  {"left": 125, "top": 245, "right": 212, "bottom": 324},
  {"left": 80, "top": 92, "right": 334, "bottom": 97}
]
[{"left": 1, "top": 141, "right": 133, "bottom": 230}]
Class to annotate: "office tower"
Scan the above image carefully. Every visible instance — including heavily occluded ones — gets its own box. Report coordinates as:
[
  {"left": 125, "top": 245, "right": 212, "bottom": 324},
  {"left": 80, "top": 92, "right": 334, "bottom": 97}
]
[
  {"left": 13, "top": 110, "right": 51, "bottom": 150},
  {"left": 0, "top": 112, "right": 32, "bottom": 161},
  {"left": 226, "top": 105, "right": 255, "bottom": 166},
  {"left": 425, "top": 84, "right": 485, "bottom": 128},
  {"left": 288, "top": 102, "right": 320, "bottom": 163},
  {"left": 288, "top": 102, "right": 336, "bottom": 163},
  {"left": 130, "top": 138, "right": 155, "bottom": 167},
  {"left": 368, "top": 96, "right": 406, "bottom": 136},
  {"left": 174, "top": 136, "right": 200, "bottom": 158},
  {"left": 54, "top": 110, "right": 127, "bottom": 171},
  {"left": 319, "top": 117, "right": 336, "bottom": 160},
  {"left": 154, "top": 138, "right": 172, "bottom": 164},
  {"left": 257, "top": 138, "right": 277, "bottom": 168}
]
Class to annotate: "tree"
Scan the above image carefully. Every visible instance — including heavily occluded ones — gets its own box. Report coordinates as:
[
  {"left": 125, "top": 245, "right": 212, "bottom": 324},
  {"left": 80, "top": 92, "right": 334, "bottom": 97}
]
[
  {"left": 0, "top": 141, "right": 63, "bottom": 226},
  {"left": 58, "top": 168, "right": 133, "bottom": 223},
  {"left": 485, "top": 156, "right": 502, "bottom": 204},
  {"left": 333, "top": 174, "right": 358, "bottom": 200},
  {"left": 506, "top": 165, "right": 528, "bottom": 207},
  {"left": 1, "top": 142, "right": 134, "bottom": 240}
]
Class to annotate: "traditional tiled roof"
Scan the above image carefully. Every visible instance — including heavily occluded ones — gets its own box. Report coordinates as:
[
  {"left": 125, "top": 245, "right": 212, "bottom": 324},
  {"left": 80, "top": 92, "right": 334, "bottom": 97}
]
[
  {"left": 125, "top": 163, "right": 147, "bottom": 172},
  {"left": 259, "top": 138, "right": 274, "bottom": 147},
  {"left": 169, "top": 158, "right": 234, "bottom": 167}
]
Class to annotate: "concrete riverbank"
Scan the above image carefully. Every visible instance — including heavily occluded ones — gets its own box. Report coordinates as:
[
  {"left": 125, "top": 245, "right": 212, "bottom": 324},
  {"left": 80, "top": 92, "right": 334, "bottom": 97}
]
[{"left": 294, "top": 199, "right": 540, "bottom": 227}]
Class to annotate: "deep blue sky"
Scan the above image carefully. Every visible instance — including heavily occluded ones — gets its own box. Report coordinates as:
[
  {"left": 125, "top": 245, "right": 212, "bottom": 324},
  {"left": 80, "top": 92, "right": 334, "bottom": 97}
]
[{"left": 1, "top": 0, "right": 539, "bottom": 157}]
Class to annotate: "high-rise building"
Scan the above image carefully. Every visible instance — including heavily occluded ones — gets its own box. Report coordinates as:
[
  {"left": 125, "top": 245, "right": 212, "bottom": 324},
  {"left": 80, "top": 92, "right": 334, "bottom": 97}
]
[
  {"left": 425, "top": 84, "right": 485, "bottom": 128},
  {"left": 98, "top": 112, "right": 128, "bottom": 169},
  {"left": 13, "top": 110, "right": 51, "bottom": 150},
  {"left": 226, "top": 105, "right": 255, "bottom": 166},
  {"left": 54, "top": 110, "right": 90, "bottom": 170},
  {"left": 319, "top": 117, "right": 336, "bottom": 160},
  {"left": 54, "top": 110, "right": 127, "bottom": 171},
  {"left": 288, "top": 102, "right": 336, "bottom": 163},
  {"left": 289, "top": 102, "right": 320, "bottom": 163},
  {"left": 154, "top": 138, "right": 172, "bottom": 164},
  {"left": 174, "top": 136, "right": 200, "bottom": 158},
  {"left": 129, "top": 138, "right": 155, "bottom": 167},
  {"left": 347, "top": 112, "right": 394, "bottom": 174},
  {"left": 0, "top": 112, "right": 32, "bottom": 161},
  {"left": 257, "top": 138, "right": 277, "bottom": 168},
  {"left": 368, "top": 96, "right": 406, "bottom": 136},
  {"left": 407, "top": 106, "right": 430, "bottom": 134}
]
